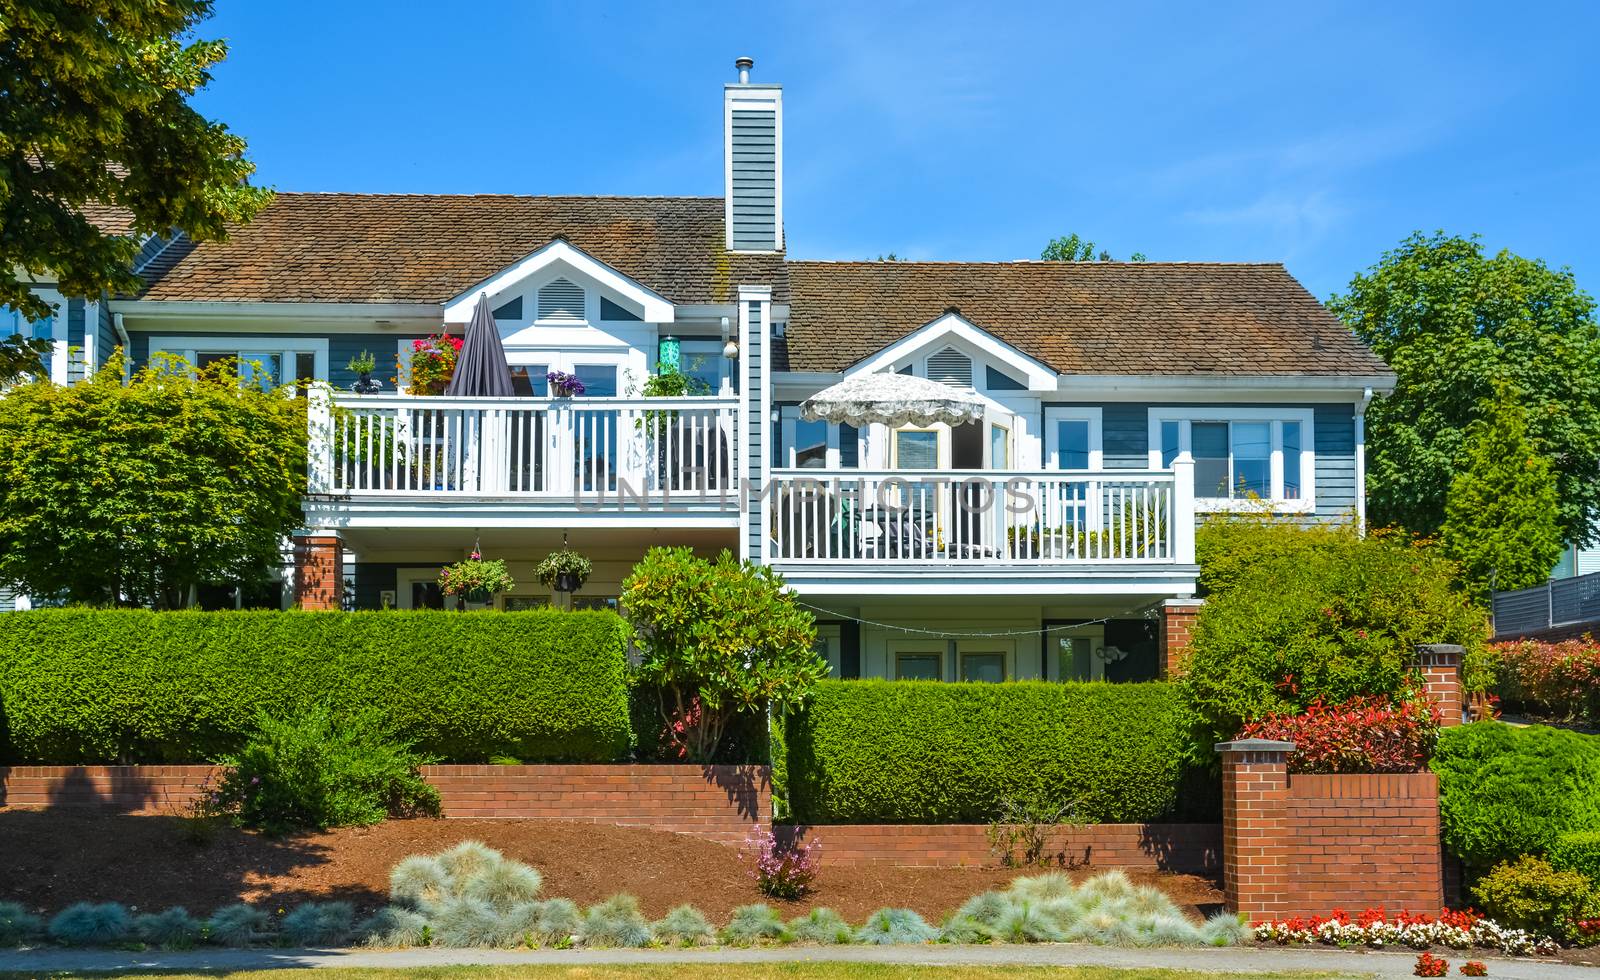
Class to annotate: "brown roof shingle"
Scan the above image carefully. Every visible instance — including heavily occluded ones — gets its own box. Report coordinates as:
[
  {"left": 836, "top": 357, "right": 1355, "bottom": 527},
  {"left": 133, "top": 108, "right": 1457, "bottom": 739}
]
[
  {"left": 783, "top": 260, "right": 1389, "bottom": 377},
  {"left": 136, "top": 193, "right": 786, "bottom": 306}
]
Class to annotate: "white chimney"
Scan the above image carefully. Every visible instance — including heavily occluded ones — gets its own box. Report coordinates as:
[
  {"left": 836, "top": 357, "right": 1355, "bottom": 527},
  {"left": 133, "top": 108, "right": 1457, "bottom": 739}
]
[{"left": 724, "top": 57, "right": 782, "bottom": 252}]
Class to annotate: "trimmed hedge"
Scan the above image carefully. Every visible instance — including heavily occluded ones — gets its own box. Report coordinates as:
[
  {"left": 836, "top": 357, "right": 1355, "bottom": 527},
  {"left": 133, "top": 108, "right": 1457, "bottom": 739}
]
[
  {"left": 0, "top": 609, "right": 631, "bottom": 764},
  {"left": 1432, "top": 721, "right": 1600, "bottom": 872},
  {"left": 1549, "top": 831, "right": 1600, "bottom": 885},
  {"left": 783, "top": 679, "right": 1200, "bottom": 824}
]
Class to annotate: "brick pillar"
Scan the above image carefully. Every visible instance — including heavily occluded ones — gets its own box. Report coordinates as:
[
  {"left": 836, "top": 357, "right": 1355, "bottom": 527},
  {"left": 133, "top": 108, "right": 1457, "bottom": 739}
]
[
  {"left": 1217, "top": 738, "right": 1294, "bottom": 921},
  {"left": 1159, "top": 598, "right": 1203, "bottom": 678},
  {"left": 293, "top": 534, "right": 343, "bottom": 610},
  {"left": 1414, "top": 643, "right": 1464, "bottom": 726}
]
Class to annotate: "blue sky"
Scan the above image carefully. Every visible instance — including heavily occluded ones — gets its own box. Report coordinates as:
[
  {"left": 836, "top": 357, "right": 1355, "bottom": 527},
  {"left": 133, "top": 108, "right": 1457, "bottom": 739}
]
[{"left": 196, "top": 1, "right": 1599, "bottom": 301}]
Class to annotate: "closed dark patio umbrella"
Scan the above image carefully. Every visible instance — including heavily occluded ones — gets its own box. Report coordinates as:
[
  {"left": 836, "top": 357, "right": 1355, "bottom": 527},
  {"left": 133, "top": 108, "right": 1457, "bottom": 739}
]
[{"left": 444, "top": 293, "right": 514, "bottom": 396}]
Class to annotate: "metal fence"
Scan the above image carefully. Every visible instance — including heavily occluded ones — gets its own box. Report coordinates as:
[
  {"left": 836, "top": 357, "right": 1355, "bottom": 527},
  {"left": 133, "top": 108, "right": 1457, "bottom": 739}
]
[{"left": 1491, "top": 570, "right": 1600, "bottom": 638}]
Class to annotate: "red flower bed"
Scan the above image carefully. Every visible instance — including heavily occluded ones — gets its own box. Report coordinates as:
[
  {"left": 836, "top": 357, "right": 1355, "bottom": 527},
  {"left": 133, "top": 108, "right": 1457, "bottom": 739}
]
[
  {"left": 1238, "top": 688, "right": 1441, "bottom": 774},
  {"left": 1492, "top": 636, "right": 1600, "bottom": 723}
]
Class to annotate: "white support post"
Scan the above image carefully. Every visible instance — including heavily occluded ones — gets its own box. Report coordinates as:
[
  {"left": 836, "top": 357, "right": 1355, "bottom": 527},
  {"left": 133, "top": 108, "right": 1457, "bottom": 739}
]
[
  {"left": 307, "top": 385, "right": 334, "bottom": 494},
  {"left": 1172, "top": 452, "right": 1196, "bottom": 565}
]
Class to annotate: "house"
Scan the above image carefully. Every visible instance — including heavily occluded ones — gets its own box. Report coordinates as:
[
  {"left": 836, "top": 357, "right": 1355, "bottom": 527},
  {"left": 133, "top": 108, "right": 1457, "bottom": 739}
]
[{"left": 3, "top": 59, "right": 1395, "bottom": 680}]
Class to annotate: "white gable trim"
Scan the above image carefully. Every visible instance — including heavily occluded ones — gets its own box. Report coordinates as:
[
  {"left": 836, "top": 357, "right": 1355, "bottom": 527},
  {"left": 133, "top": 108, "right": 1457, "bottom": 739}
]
[
  {"left": 847, "top": 312, "right": 1055, "bottom": 391},
  {"left": 442, "top": 240, "right": 675, "bottom": 324}
]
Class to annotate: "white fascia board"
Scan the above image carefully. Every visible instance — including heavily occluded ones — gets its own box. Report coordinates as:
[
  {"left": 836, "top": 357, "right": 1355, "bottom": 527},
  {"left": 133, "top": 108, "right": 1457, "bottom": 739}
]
[
  {"left": 109, "top": 300, "right": 442, "bottom": 321},
  {"left": 849, "top": 311, "right": 1056, "bottom": 390},
  {"left": 442, "top": 239, "right": 674, "bottom": 324}
]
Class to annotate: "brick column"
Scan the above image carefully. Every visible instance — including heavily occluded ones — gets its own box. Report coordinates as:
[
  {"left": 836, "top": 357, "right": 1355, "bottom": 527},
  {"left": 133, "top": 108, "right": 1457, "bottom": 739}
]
[
  {"left": 1159, "top": 598, "right": 1203, "bottom": 678},
  {"left": 1217, "top": 738, "right": 1294, "bottom": 921},
  {"left": 1414, "top": 643, "right": 1464, "bottom": 726},
  {"left": 293, "top": 534, "right": 343, "bottom": 610}
]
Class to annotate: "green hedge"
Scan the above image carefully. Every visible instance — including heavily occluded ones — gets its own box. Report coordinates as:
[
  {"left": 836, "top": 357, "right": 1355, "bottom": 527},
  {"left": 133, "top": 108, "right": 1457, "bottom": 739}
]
[
  {"left": 1432, "top": 721, "right": 1600, "bottom": 872},
  {"left": 0, "top": 609, "right": 631, "bottom": 764},
  {"left": 783, "top": 679, "right": 1201, "bottom": 824},
  {"left": 1549, "top": 831, "right": 1600, "bottom": 884}
]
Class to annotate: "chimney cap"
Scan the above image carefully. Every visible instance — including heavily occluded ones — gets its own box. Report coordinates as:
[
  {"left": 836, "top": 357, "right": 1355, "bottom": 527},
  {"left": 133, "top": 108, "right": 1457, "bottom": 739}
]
[{"left": 735, "top": 56, "right": 755, "bottom": 70}]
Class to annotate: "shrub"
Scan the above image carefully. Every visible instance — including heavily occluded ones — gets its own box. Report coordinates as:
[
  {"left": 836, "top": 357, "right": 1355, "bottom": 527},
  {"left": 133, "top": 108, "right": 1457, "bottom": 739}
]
[
  {"left": 622, "top": 547, "right": 824, "bottom": 761},
  {"left": 789, "top": 907, "right": 853, "bottom": 944},
  {"left": 785, "top": 680, "right": 1197, "bottom": 824},
  {"left": 1492, "top": 637, "right": 1600, "bottom": 723},
  {"left": 855, "top": 907, "right": 938, "bottom": 945},
  {"left": 1550, "top": 831, "right": 1600, "bottom": 884},
  {"left": 580, "top": 894, "right": 652, "bottom": 948},
  {"left": 0, "top": 609, "right": 632, "bottom": 764},
  {"left": 281, "top": 902, "right": 355, "bottom": 947},
  {"left": 214, "top": 707, "right": 439, "bottom": 834},
  {"left": 203, "top": 904, "right": 273, "bottom": 946},
  {"left": 1236, "top": 688, "right": 1441, "bottom": 773},
  {"left": 1472, "top": 856, "right": 1600, "bottom": 944},
  {"left": 1432, "top": 722, "right": 1600, "bottom": 871},
  {"left": 132, "top": 907, "right": 203, "bottom": 949},
  {"left": 721, "top": 903, "right": 789, "bottom": 945},
  {"left": 653, "top": 904, "right": 714, "bottom": 946},
  {"left": 0, "top": 901, "right": 43, "bottom": 946},
  {"left": 742, "top": 825, "right": 820, "bottom": 899},
  {"left": 1184, "top": 515, "right": 1487, "bottom": 748},
  {"left": 46, "top": 902, "right": 131, "bottom": 946}
]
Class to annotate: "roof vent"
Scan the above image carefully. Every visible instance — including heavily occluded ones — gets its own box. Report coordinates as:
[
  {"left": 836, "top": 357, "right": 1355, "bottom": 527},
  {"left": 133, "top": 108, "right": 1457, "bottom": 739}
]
[
  {"left": 537, "top": 278, "right": 584, "bottom": 321},
  {"left": 735, "top": 57, "right": 754, "bottom": 83},
  {"left": 927, "top": 346, "right": 973, "bottom": 388}
]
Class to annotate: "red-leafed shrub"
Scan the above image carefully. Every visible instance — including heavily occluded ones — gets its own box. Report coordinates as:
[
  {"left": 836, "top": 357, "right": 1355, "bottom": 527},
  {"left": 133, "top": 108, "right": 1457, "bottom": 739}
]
[
  {"left": 1492, "top": 636, "right": 1600, "bottom": 723},
  {"left": 1237, "top": 686, "right": 1441, "bottom": 774},
  {"left": 1414, "top": 952, "right": 1449, "bottom": 976}
]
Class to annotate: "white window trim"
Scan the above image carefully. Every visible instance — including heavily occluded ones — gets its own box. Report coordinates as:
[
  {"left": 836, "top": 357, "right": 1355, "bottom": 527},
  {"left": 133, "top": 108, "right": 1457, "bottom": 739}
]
[
  {"left": 150, "top": 335, "right": 329, "bottom": 386},
  {"left": 892, "top": 426, "right": 943, "bottom": 469},
  {"left": 1147, "top": 406, "right": 1315, "bottom": 513},
  {"left": 1044, "top": 407, "right": 1104, "bottom": 470},
  {"left": 779, "top": 406, "right": 841, "bottom": 468}
]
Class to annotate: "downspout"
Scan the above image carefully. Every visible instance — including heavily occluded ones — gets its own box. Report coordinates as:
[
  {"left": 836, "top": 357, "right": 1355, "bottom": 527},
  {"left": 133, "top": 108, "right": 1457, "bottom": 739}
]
[
  {"left": 113, "top": 312, "right": 132, "bottom": 382},
  {"left": 1355, "top": 387, "right": 1373, "bottom": 535}
]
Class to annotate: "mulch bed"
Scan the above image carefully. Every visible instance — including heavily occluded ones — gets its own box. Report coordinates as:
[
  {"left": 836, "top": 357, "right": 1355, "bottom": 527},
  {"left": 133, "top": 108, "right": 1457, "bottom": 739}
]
[{"left": 0, "top": 810, "right": 1223, "bottom": 923}]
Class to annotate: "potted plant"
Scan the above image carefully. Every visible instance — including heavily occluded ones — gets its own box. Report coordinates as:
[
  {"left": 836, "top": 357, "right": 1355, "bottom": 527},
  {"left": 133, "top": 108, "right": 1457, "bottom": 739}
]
[
  {"left": 347, "top": 350, "right": 382, "bottom": 393},
  {"left": 546, "top": 370, "right": 586, "bottom": 398},
  {"left": 438, "top": 550, "right": 516, "bottom": 604},
  {"left": 537, "top": 548, "right": 592, "bottom": 593},
  {"left": 408, "top": 333, "right": 463, "bottom": 395}
]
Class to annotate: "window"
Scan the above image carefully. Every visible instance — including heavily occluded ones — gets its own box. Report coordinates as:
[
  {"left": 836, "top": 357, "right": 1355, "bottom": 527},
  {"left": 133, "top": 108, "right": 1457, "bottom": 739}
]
[
  {"left": 510, "top": 363, "right": 549, "bottom": 397},
  {"left": 960, "top": 653, "right": 1006, "bottom": 683},
  {"left": 599, "top": 297, "right": 642, "bottom": 322},
  {"left": 986, "top": 365, "right": 1026, "bottom": 391},
  {"left": 1149, "top": 408, "right": 1315, "bottom": 510},
  {"left": 156, "top": 337, "right": 327, "bottom": 389},
  {"left": 793, "top": 418, "right": 828, "bottom": 468},
  {"left": 989, "top": 423, "right": 1010, "bottom": 468},
  {"left": 926, "top": 347, "right": 973, "bottom": 387},
  {"left": 1045, "top": 408, "right": 1103, "bottom": 470},
  {"left": 492, "top": 296, "right": 523, "bottom": 320},
  {"left": 198, "top": 351, "right": 283, "bottom": 390},
  {"left": 537, "top": 278, "right": 585, "bottom": 320},
  {"left": 814, "top": 624, "right": 842, "bottom": 678},
  {"left": 678, "top": 339, "right": 732, "bottom": 393},
  {"left": 894, "top": 429, "right": 939, "bottom": 469},
  {"left": 777, "top": 407, "right": 850, "bottom": 468},
  {"left": 895, "top": 652, "right": 942, "bottom": 680}
]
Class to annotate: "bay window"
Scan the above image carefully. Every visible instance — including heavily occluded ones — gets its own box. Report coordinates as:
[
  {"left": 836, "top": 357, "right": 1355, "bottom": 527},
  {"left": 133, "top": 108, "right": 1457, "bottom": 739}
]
[{"left": 1148, "top": 408, "right": 1314, "bottom": 510}]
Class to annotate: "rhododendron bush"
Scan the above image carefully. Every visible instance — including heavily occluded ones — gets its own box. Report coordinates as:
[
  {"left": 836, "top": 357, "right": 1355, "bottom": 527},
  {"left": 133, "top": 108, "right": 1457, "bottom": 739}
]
[
  {"left": 1254, "top": 906, "right": 1558, "bottom": 956},
  {"left": 1237, "top": 688, "right": 1442, "bottom": 773},
  {"left": 1493, "top": 636, "right": 1600, "bottom": 723}
]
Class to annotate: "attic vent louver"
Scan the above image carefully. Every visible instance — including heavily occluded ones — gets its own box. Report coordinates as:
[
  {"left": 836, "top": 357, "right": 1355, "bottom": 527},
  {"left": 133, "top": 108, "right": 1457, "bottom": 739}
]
[
  {"left": 537, "top": 278, "right": 584, "bottom": 320},
  {"left": 927, "top": 347, "right": 973, "bottom": 388}
]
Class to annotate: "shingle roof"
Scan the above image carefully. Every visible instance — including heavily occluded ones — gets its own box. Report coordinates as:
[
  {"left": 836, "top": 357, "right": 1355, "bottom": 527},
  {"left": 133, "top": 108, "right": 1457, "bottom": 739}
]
[
  {"left": 135, "top": 193, "right": 787, "bottom": 305},
  {"left": 783, "top": 260, "right": 1390, "bottom": 377},
  {"left": 78, "top": 202, "right": 138, "bottom": 238}
]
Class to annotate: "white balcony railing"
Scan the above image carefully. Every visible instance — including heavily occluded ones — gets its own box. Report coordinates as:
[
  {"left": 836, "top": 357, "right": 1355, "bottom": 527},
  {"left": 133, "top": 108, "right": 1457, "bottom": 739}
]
[
  {"left": 768, "top": 462, "right": 1195, "bottom": 565},
  {"left": 308, "top": 391, "right": 740, "bottom": 499}
]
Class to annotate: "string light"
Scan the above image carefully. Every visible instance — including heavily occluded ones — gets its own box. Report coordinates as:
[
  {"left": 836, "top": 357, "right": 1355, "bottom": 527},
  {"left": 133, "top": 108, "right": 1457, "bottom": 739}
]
[{"left": 793, "top": 600, "right": 1158, "bottom": 639}]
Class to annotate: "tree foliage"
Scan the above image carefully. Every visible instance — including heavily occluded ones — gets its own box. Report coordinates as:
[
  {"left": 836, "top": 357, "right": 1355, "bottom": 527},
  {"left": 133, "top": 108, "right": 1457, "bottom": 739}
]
[
  {"left": 1329, "top": 232, "right": 1600, "bottom": 548},
  {"left": 621, "top": 547, "right": 824, "bottom": 762},
  {"left": 0, "top": 333, "right": 52, "bottom": 386},
  {"left": 0, "top": 0, "right": 272, "bottom": 319},
  {"left": 0, "top": 356, "right": 307, "bottom": 607},
  {"left": 1440, "top": 386, "right": 1564, "bottom": 596},
  {"left": 1041, "top": 233, "right": 1147, "bottom": 262}
]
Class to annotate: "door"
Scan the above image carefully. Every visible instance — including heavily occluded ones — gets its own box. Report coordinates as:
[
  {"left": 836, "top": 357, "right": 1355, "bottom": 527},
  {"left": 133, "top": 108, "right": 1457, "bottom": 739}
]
[{"left": 1049, "top": 624, "right": 1108, "bottom": 681}]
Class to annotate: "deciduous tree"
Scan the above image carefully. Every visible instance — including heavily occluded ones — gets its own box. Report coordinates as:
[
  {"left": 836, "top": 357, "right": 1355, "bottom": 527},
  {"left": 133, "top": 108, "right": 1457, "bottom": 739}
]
[{"left": 1041, "top": 233, "right": 1146, "bottom": 262}]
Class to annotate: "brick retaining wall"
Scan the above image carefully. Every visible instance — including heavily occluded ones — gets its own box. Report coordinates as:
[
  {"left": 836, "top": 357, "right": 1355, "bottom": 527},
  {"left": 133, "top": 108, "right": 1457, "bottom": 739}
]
[
  {"left": 1284, "top": 771, "right": 1441, "bottom": 915},
  {"left": 776, "top": 822, "right": 1221, "bottom": 871}
]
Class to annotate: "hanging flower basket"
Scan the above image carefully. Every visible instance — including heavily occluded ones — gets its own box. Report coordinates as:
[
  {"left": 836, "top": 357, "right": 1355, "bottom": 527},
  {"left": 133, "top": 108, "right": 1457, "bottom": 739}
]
[
  {"left": 537, "top": 548, "right": 592, "bottom": 593},
  {"left": 438, "top": 551, "right": 515, "bottom": 603}
]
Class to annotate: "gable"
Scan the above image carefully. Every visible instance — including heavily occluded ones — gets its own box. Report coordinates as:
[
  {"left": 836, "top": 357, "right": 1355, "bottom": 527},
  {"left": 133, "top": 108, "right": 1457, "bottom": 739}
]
[
  {"left": 846, "top": 310, "right": 1057, "bottom": 391},
  {"left": 442, "top": 239, "right": 674, "bottom": 325}
]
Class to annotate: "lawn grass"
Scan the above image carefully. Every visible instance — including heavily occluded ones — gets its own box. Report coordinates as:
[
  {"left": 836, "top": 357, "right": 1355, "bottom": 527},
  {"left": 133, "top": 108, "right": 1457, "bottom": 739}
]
[{"left": 0, "top": 966, "right": 1367, "bottom": 980}]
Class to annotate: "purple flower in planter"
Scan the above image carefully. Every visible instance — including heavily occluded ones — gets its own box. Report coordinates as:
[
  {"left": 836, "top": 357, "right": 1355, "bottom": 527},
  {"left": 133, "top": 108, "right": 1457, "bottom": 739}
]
[{"left": 546, "top": 370, "right": 586, "bottom": 397}]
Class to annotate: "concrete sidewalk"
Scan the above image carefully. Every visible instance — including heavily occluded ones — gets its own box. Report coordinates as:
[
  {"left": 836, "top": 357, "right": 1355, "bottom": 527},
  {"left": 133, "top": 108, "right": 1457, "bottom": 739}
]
[{"left": 0, "top": 942, "right": 1594, "bottom": 978}]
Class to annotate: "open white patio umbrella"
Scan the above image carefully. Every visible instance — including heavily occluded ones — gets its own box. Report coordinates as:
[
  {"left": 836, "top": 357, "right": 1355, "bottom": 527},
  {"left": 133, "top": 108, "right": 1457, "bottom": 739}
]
[{"left": 799, "top": 372, "right": 986, "bottom": 427}]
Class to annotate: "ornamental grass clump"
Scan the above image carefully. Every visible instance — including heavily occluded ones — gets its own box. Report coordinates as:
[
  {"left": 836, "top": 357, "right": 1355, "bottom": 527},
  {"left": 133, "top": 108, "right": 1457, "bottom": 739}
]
[
  {"left": 523, "top": 898, "right": 581, "bottom": 946},
  {"left": 358, "top": 906, "right": 430, "bottom": 948},
  {"left": 937, "top": 914, "right": 995, "bottom": 944},
  {"left": 203, "top": 904, "right": 274, "bottom": 947},
  {"left": 431, "top": 898, "right": 514, "bottom": 948},
  {"left": 1199, "top": 911, "right": 1252, "bottom": 947},
  {"left": 992, "top": 901, "right": 1066, "bottom": 943},
  {"left": 580, "top": 895, "right": 652, "bottom": 948},
  {"left": 46, "top": 902, "right": 131, "bottom": 946},
  {"left": 789, "top": 907, "right": 853, "bottom": 944},
  {"left": 654, "top": 904, "right": 715, "bottom": 946},
  {"left": 281, "top": 901, "right": 355, "bottom": 947},
  {"left": 855, "top": 907, "right": 938, "bottom": 945},
  {"left": 721, "top": 903, "right": 789, "bottom": 945},
  {"left": 0, "top": 902, "right": 43, "bottom": 947},
  {"left": 132, "top": 907, "right": 203, "bottom": 949}
]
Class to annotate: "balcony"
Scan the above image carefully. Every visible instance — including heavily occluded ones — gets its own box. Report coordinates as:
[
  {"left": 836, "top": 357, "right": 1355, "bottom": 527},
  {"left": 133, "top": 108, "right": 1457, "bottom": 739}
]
[
  {"left": 305, "top": 392, "right": 741, "bottom": 528},
  {"left": 765, "top": 465, "right": 1197, "bottom": 596}
]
